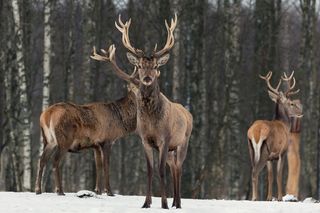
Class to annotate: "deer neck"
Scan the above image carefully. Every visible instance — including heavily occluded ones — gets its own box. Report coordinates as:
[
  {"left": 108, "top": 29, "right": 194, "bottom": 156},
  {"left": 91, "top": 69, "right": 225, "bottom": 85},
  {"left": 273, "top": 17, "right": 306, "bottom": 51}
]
[
  {"left": 111, "top": 91, "right": 137, "bottom": 132},
  {"left": 138, "top": 79, "right": 163, "bottom": 117},
  {"left": 290, "top": 117, "right": 301, "bottom": 133},
  {"left": 274, "top": 102, "right": 290, "bottom": 127}
]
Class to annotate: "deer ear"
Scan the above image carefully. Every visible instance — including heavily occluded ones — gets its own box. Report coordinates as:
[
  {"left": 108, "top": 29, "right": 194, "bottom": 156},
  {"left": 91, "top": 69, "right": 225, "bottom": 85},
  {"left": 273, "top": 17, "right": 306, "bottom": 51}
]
[
  {"left": 126, "top": 52, "right": 139, "bottom": 66},
  {"left": 157, "top": 53, "right": 170, "bottom": 67},
  {"left": 268, "top": 90, "right": 278, "bottom": 103}
]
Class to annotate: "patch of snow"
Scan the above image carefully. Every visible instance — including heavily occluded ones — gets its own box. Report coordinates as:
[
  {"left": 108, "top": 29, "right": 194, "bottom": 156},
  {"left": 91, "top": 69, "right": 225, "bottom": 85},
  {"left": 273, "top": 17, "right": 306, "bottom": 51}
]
[
  {"left": 303, "top": 197, "right": 319, "bottom": 203},
  {"left": 282, "top": 194, "right": 298, "bottom": 202},
  {"left": 0, "top": 192, "right": 320, "bottom": 213},
  {"left": 75, "top": 190, "right": 97, "bottom": 198}
]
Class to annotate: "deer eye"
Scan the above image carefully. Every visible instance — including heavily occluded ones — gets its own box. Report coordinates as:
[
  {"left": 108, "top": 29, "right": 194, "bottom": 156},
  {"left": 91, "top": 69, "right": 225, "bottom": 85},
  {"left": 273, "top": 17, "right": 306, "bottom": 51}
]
[
  {"left": 138, "top": 65, "right": 142, "bottom": 69},
  {"left": 153, "top": 65, "right": 158, "bottom": 69}
]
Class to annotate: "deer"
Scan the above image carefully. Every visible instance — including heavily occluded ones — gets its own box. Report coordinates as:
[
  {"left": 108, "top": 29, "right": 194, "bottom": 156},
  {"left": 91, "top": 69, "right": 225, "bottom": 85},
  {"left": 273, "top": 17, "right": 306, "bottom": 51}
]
[
  {"left": 247, "top": 71, "right": 303, "bottom": 201},
  {"left": 91, "top": 14, "right": 193, "bottom": 209},
  {"left": 282, "top": 71, "right": 303, "bottom": 201},
  {"left": 35, "top": 82, "right": 138, "bottom": 196}
]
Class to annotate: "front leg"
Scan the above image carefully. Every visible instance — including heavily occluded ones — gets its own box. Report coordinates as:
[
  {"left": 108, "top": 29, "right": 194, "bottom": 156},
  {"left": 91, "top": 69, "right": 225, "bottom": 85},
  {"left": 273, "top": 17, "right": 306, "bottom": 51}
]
[
  {"left": 101, "top": 142, "right": 114, "bottom": 196},
  {"left": 93, "top": 146, "right": 103, "bottom": 195},
  {"left": 158, "top": 142, "right": 169, "bottom": 209},
  {"left": 142, "top": 141, "right": 153, "bottom": 208}
]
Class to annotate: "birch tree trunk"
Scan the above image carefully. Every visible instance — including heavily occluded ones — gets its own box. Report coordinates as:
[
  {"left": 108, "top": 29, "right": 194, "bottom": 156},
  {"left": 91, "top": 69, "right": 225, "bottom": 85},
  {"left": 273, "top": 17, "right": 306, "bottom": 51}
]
[
  {"left": 12, "top": 0, "right": 31, "bottom": 191},
  {"left": 42, "top": 0, "right": 51, "bottom": 111},
  {"left": 40, "top": 0, "right": 52, "bottom": 161}
]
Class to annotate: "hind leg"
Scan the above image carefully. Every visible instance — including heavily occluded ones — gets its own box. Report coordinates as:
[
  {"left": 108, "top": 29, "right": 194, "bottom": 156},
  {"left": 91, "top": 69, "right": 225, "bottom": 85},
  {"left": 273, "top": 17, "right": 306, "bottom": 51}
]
[
  {"left": 266, "top": 161, "right": 273, "bottom": 201},
  {"left": 167, "top": 152, "right": 177, "bottom": 207},
  {"left": 52, "top": 149, "right": 67, "bottom": 195},
  {"left": 35, "top": 143, "right": 57, "bottom": 194},
  {"left": 277, "top": 154, "right": 285, "bottom": 201},
  {"left": 175, "top": 141, "right": 189, "bottom": 209}
]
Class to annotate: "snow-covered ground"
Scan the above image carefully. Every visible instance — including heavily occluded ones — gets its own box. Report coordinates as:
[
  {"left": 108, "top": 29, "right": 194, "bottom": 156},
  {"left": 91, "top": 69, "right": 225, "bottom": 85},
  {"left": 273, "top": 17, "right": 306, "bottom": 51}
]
[{"left": 0, "top": 192, "right": 319, "bottom": 213}]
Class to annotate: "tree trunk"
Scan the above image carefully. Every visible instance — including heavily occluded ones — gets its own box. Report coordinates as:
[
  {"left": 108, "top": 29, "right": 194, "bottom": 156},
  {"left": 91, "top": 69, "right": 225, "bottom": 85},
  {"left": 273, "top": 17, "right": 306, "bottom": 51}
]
[{"left": 12, "top": 0, "right": 31, "bottom": 191}]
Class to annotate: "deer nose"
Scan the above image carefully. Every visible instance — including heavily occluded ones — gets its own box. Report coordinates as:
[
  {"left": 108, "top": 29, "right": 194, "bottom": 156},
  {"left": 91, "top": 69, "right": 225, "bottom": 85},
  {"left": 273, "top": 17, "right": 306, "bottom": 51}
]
[{"left": 143, "top": 76, "right": 152, "bottom": 83}]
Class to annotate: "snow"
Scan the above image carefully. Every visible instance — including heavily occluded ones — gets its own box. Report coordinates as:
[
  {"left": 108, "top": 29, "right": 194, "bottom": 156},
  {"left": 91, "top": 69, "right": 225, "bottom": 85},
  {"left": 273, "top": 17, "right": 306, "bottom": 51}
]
[
  {"left": 0, "top": 192, "right": 319, "bottom": 213},
  {"left": 282, "top": 194, "right": 298, "bottom": 202},
  {"left": 76, "top": 190, "right": 97, "bottom": 198}
]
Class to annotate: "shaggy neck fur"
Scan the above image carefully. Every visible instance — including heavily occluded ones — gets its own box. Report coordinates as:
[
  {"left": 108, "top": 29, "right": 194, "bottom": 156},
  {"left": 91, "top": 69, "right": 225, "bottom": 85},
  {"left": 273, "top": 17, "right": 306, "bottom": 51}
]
[
  {"left": 107, "top": 91, "right": 137, "bottom": 132},
  {"left": 138, "top": 79, "right": 164, "bottom": 120}
]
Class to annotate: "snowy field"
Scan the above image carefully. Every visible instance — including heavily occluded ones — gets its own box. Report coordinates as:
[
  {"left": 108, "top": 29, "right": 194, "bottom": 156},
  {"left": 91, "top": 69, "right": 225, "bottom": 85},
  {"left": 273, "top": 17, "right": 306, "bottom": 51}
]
[{"left": 0, "top": 192, "right": 320, "bottom": 213}]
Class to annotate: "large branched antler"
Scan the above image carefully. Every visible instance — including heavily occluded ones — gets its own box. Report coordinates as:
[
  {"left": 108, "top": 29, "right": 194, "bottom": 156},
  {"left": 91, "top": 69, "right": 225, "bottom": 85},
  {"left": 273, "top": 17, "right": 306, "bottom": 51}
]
[
  {"left": 90, "top": 44, "right": 139, "bottom": 85},
  {"left": 153, "top": 13, "right": 178, "bottom": 57},
  {"left": 115, "top": 15, "right": 144, "bottom": 56},
  {"left": 259, "top": 71, "right": 282, "bottom": 95},
  {"left": 281, "top": 71, "right": 300, "bottom": 97}
]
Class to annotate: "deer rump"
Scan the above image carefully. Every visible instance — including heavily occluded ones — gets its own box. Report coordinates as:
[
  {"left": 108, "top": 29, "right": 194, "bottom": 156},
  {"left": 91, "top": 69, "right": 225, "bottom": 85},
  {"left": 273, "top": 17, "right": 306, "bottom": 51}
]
[{"left": 248, "top": 120, "right": 289, "bottom": 166}]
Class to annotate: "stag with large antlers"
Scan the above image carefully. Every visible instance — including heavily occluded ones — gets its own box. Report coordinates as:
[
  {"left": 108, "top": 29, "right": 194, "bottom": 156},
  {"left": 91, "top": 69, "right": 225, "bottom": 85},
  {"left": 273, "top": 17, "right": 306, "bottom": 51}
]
[
  {"left": 247, "top": 71, "right": 303, "bottom": 201},
  {"left": 91, "top": 14, "right": 193, "bottom": 209},
  {"left": 281, "top": 71, "right": 303, "bottom": 201},
  {"left": 35, "top": 82, "right": 137, "bottom": 196}
]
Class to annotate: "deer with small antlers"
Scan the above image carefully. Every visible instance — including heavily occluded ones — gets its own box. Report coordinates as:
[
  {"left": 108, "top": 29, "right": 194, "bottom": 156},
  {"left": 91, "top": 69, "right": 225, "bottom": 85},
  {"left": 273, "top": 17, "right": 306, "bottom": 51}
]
[
  {"left": 247, "top": 71, "right": 303, "bottom": 201},
  {"left": 91, "top": 14, "right": 193, "bottom": 209},
  {"left": 35, "top": 83, "right": 138, "bottom": 196}
]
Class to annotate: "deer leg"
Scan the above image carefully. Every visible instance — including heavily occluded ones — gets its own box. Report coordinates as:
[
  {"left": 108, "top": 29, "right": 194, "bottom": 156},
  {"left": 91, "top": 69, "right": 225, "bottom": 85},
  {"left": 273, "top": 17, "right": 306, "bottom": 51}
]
[
  {"left": 175, "top": 143, "right": 188, "bottom": 209},
  {"left": 266, "top": 161, "right": 273, "bottom": 201},
  {"left": 158, "top": 142, "right": 169, "bottom": 209},
  {"left": 101, "top": 142, "right": 114, "bottom": 196},
  {"left": 251, "top": 160, "right": 265, "bottom": 201},
  {"left": 35, "top": 143, "right": 57, "bottom": 194},
  {"left": 286, "top": 138, "right": 300, "bottom": 198},
  {"left": 277, "top": 155, "right": 285, "bottom": 201},
  {"left": 142, "top": 143, "right": 153, "bottom": 208},
  {"left": 167, "top": 152, "right": 177, "bottom": 207},
  {"left": 94, "top": 146, "right": 103, "bottom": 195},
  {"left": 52, "top": 149, "right": 66, "bottom": 195}
]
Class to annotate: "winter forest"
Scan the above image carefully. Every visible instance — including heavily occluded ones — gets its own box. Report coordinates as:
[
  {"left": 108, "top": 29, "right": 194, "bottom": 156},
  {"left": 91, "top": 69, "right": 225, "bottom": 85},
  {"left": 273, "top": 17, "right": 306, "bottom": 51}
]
[{"left": 0, "top": 0, "right": 320, "bottom": 203}]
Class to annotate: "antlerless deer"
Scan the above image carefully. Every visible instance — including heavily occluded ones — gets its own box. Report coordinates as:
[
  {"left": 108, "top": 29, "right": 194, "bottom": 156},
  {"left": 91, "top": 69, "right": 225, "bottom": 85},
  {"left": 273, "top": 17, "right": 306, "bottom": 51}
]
[
  {"left": 35, "top": 83, "right": 138, "bottom": 196},
  {"left": 247, "top": 71, "right": 303, "bottom": 201},
  {"left": 91, "top": 14, "right": 193, "bottom": 209}
]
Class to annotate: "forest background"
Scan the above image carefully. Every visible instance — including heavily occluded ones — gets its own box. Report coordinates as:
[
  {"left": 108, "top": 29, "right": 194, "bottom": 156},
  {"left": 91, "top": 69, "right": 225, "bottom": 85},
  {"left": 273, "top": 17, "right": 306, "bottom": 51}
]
[{"left": 0, "top": 0, "right": 320, "bottom": 200}]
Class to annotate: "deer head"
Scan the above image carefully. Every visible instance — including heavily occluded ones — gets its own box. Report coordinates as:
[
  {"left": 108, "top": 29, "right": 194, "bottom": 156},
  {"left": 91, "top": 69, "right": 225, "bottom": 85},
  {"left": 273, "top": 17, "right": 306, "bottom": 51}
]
[
  {"left": 259, "top": 71, "right": 303, "bottom": 119},
  {"left": 115, "top": 14, "right": 177, "bottom": 86}
]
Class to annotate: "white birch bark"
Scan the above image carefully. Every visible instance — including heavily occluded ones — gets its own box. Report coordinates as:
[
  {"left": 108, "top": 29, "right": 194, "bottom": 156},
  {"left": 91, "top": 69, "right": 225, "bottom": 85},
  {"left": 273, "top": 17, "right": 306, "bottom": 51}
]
[
  {"left": 40, "top": 0, "right": 52, "bottom": 158},
  {"left": 11, "top": 0, "right": 31, "bottom": 191},
  {"left": 43, "top": 0, "right": 51, "bottom": 111}
]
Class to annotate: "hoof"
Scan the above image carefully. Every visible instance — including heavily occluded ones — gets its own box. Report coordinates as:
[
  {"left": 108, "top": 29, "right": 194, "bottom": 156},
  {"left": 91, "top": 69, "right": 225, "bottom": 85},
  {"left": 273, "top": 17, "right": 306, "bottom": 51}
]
[
  {"left": 57, "top": 192, "right": 65, "bottom": 196},
  {"left": 94, "top": 189, "right": 102, "bottom": 195},
  {"left": 105, "top": 189, "right": 114, "bottom": 196},
  {"left": 35, "top": 189, "right": 42, "bottom": 195},
  {"left": 162, "top": 201, "right": 169, "bottom": 209},
  {"left": 162, "top": 205, "right": 169, "bottom": 209},
  {"left": 106, "top": 192, "right": 114, "bottom": 196},
  {"left": 142, "top": 203, "right": 151, "bottom": 208}
]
